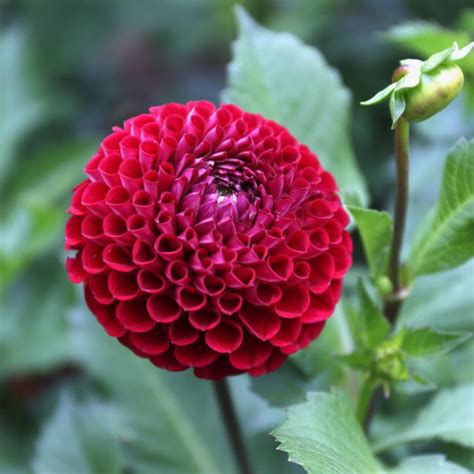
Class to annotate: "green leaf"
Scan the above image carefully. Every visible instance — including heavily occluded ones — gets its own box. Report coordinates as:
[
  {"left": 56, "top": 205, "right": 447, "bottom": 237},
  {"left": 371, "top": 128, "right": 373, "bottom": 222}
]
[
  {"left": 398, "top": 260, "right": 474, "bottom": 332},
  {"left": 401, "top": 327, "right": 471, "bottom": 358},
  {"left": 358, "top": 280, "right": 390, "bottom": 347},
  {"left": 421, "top": 44, "right": 456, "bottom": 72},
  {"left": 408, "top": 139, "right": 474, "bottom": 278},
  {"left": 32, "top": 395, "right": 123, "bottom": 474},
  {"left": 373, "top": 383, "right": 474, "bottom": 452},
  {"left": 223, "top": 6, "right": 368, "bottom": 205},
  {"left": 72, "top": 312, "right": 234, "bottom": 474},
  {"left": 337, "top": 350, "right": 373, "bottom": 370},
  {"left": 360, "top": 82, "right": 397, "bottom": 105},
  {"left": 389, "top": 92, "right": 406, "bottom": 128},
  {"left": 272, "top": 390, "right": 381, "bottom": 474},
  {"left": 348, "top": 206, "right": 393, "bottom": 279},
  {"left": 389, "top": 455, "right": 470, "bottom": 474}
]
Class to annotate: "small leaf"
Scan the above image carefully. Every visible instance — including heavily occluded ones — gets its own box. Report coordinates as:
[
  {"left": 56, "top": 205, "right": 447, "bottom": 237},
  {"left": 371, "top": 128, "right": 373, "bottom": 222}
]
[
  {"left": 373, "top": 383, "right": 474, "bottom": 452},
  {"left": 449, "top": 41, "right": 474, "bottom": 61},
  {"left": 348, "top": 206, "right": 393, "bottom": 279},
  {"left": 389, "top": 92, "right": 406, "bottom": 128},
  {"left": 408, "top": 139, "right": 474, "bottom": 278},
  {"left": 421, "top": 44, "right": 456, "bottom": 72},
  {"left": 337, "top": 350, "right": 373, "bottom": 370},
  {"left": 358, "top": 279, "right": 390, "bottom": 347},
  {"left": 223, "top": 6, "right": 368, "bottom": 205},
  {"left": 393, "top": 70, "right": 421, "bottom": 91},
  {"left": 272, "top": 390, "right": 381, "bottom": 473},
  {"left": 390, "top": 454, "right": 470, "bottom": 473},
  {"left": 401, "top": 327, "right": 471, "bottom": 358},
  {"left": 360, "top": 82, "right": 397, "bottom": 105}
]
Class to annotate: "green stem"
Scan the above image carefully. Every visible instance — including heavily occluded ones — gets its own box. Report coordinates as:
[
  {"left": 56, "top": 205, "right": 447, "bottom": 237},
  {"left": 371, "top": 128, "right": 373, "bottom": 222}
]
[
  {"left": 213, "top": 379, "right": 253, "bottom": 474},
  {"left": 363, "top": 118, "right": 411, "bottom": 434},
  {"left": 384, "top": 117, "right": 410, "bottom": 324}
]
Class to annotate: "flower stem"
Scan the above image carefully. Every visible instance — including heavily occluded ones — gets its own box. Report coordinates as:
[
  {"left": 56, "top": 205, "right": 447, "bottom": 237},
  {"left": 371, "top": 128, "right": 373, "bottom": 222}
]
[
  {"left": 384, "top": 117, "right": 410, "bottom": 325},
  {"left": 213, "top": 379, "right": 253, "bottom": 474},
  {"left": 364, "top": 118, "right": 411, "bottom": 434}
]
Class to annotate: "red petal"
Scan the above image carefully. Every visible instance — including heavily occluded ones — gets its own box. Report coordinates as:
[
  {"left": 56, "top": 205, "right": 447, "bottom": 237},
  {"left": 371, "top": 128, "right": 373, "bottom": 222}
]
[{"left": 238, "top": 302, "right": 281, "bottom": 341}]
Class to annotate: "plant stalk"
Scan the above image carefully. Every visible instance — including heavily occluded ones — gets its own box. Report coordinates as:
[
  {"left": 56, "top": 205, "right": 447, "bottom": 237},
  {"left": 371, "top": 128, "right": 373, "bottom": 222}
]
[
  {"left": 384, "top": 117, "right": 410, "bottom": 325},
  {"left": 364, "top": 118, "right": 411, "bottom": 434},
  {"left": 213, "top": 379, "right": 253, "bottom": 474}
]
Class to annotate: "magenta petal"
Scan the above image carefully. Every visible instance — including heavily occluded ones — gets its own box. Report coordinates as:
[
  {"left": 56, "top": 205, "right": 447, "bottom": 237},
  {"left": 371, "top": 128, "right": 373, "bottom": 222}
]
[
  {"left": 274, "top": 286, "right": 311, "bottom": 318},
  {"left": 205, "top": 321, "right": 243, "bottom": 353},
  {"left": 116, "top": 300, "right": 156, "bottom": 332},
  {"left": 238, "top": 302, "right": 281, "bottom": 341}
]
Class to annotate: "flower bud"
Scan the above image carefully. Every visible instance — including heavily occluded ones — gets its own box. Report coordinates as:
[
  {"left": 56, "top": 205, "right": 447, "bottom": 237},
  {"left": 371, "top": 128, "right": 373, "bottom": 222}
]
[{"left": 402, "top": 63, "right": 464, "bottom": 122}]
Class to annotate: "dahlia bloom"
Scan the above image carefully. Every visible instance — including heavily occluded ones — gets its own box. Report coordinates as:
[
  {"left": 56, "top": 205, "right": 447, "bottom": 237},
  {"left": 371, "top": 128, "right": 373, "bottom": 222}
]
[{"left": 65, "top": 101, "right": 352, "bottom": 379}]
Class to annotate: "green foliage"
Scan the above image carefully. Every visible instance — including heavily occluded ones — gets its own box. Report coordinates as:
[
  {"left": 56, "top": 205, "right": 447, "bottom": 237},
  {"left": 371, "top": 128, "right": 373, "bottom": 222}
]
[
  {"left": 0, "top": 264, "right": 75, "bottom": 377},
  {"left": 222, "top": 6, "right": 368, "bottom": 205},
  {"left": 374, "top": 383, "right": 474, "bottom": 452},
  {"left": 2, "top": 2, "right": 474, "bottom": 473},
  {"left": 348, "top": 207, "right": 393, "bottom": 280},
  {"left": 389, "top": 455, "right": 470, "bottom": 474},
  {"left": 72, "top": 314, "right": 234, "bottom": 474},
  {"left": 0, "top": 26, "right": 47, "bottom": 191},
  {"left": 357, "top": 280, "right": 390, "bottom": 347},
  {"left": 32, "top": 396, "right": 123, "bottom": 474},
  {"left": 273, "top": 391, "right": 381, "bottom": 474},
  {"left": 401, "top": 327, "right": 471, "bottom": 358},
  {"left": 408, "top": 139, "right": 474, "bottom": 278}
]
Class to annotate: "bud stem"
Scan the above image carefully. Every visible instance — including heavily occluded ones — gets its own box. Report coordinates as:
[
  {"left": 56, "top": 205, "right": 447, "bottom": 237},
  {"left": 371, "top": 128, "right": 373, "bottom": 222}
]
[
  {"left": 384, "top": 117, "right": 410, "bottom": 324},
  {"left": 363, "top": 118, "right": 411, "bottom": 435},
  {"left": 213, "top": 379, "right": 253, "bottom": 474}
]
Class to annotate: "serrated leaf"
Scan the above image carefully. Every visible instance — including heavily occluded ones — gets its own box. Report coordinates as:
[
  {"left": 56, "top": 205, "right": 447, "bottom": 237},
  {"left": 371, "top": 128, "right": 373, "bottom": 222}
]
[
  {"left": 32, "top": 395, "right": 123, "bottom": 474},
  {"left": 348, "top": 206, "right": 393, "bottom": 279},
  {"left": 272, "top": 390, "right": 381, "bottom": 474},
  {"left": 389, "top": 92, "right": 406, "bottom": 128},
  {"left": 358, "top": 280, "right": 390, "bottom": 347},
  {"left": 223, "top": 6, "right": 368, "bottom": 205},
  {"left": 408, "top": 139, "right": 474, "bottom": 278},
  {"left": 373, "top": 383, "right": 474, "bottom": 452},
  {"left": 389, "top": 454, "right": 470, "bottom": 473},
  {"left": 360, "top": 83, "right": 397, "bottom": 105},
  {"left": 401, "top": 327, "right": 471, "bottom": 358}
]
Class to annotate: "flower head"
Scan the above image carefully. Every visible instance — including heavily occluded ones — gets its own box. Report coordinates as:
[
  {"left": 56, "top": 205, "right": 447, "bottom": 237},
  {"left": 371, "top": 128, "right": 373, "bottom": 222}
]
[{"left": 65, "top": 101, "right": 352, "bottom": 379}]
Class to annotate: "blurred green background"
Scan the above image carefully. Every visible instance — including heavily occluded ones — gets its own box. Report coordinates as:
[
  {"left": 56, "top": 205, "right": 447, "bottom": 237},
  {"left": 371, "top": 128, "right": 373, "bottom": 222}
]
[{"left": 1, "top": 1, "right": 473, "bottom": 473}]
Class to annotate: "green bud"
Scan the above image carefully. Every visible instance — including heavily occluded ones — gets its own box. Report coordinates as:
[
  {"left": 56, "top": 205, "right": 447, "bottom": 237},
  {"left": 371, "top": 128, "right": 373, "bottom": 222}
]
[
  {"left": 375, "top": 276, "right": 393, "bottom": 296},
  {"left": 361, "top": 41, "right": 473, "bottom": 128},
  {"left": 402, "top": 63, "right": 464, "bottom": 122}
]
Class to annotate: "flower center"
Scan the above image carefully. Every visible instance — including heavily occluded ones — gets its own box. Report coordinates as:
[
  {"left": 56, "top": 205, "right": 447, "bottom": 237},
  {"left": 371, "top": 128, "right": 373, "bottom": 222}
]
[{"left": 209, "top": 156, "right": 260, "bottom": 204}]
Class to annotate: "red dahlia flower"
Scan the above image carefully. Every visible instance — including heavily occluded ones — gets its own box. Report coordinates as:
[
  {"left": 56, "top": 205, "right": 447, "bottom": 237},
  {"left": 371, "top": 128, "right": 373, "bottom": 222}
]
[{"left": 65, "top": 101, "right": 352, "bottom": 379}]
